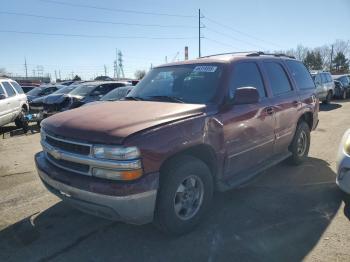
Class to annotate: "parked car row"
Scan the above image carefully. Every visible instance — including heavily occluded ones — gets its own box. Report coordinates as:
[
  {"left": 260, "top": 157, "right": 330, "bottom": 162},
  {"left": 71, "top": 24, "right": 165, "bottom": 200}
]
[
  {"left": 27, "top": 81, "right": 133, "bottom": 124},
  {"left": 310, "top": 71, "right": 350, "bottom": 103}
]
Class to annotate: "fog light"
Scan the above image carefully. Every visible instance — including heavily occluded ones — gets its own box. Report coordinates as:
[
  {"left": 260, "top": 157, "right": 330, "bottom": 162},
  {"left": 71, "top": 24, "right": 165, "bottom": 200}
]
[{"left": 92, "top": 168, "right": 143, "bottom": 181}]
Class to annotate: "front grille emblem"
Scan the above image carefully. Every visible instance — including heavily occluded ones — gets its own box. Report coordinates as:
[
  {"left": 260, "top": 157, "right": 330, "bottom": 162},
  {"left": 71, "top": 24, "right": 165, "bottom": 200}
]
[{"left": 51, "top": 149, "right": 62, "bottom": 160}]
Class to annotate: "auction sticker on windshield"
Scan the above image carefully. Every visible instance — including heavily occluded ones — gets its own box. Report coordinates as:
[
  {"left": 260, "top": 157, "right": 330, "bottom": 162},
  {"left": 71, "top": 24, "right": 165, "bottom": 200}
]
[{"left": 193, "top": 65, "right": 217, "bottom": 73}]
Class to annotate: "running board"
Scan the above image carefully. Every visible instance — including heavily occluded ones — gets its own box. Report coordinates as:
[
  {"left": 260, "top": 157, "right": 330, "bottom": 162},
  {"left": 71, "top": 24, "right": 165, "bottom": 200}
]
[{"left": 217, "top": 152, "right": 292, "bottom": 192}]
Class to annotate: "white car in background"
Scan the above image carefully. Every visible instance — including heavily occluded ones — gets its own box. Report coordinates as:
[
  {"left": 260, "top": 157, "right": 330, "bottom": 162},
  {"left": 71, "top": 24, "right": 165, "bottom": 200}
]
[
  {"left": 0, "top": 78, "right": 29, "bottom": 128},
  {"left": 336, "top": 129, "right": 350, "bottom": 193}
]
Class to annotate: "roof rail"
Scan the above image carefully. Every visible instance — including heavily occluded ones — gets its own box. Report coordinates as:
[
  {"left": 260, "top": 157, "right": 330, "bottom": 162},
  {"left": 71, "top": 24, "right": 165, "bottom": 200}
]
[
  {"left": 199, "top": 51, "right": 259, "bottom": 59},
  {"left": 247, "top": 52, "right": 296, "bottom": 59}
]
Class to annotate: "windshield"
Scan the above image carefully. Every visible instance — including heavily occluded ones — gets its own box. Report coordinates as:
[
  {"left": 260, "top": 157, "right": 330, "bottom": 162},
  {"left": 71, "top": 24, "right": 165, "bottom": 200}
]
[
  {"left": 101, "top": 86, "right": 131, "bottom": 101},
  {"left": 69, "top": 84, "right": 97, "bottom": 97},
  {"left": 127, "top": 64, "right": 223, "bottom": 104},
  {"left": 27, "top": 87, "right": 43, "bottom": 96},
  {"left": 52, "top": 85, "right": 78, "bottom": 95}
]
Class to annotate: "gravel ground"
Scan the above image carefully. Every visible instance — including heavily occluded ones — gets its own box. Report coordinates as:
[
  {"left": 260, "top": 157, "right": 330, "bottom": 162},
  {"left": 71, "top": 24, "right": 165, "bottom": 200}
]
[{"left": 0, "top": 101, "right": 350, "bottom": 262}]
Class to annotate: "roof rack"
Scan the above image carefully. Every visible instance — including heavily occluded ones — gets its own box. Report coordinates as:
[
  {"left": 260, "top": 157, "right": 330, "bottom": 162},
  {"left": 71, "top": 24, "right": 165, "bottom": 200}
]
[
  {"left": 247, "top": 51, "right": 296, "bottom": 59},
  {"left": 199, "top": 51, "right": 259, "bottom": 59},
  {"left": 200, "top": 51, "right": 296, "bottom": 59}
]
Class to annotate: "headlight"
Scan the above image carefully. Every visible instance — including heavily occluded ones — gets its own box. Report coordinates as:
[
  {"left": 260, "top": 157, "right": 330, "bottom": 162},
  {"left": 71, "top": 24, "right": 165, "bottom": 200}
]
[
  {"left": 92, "top": 168, "right": 143, "bottom": 181},
  {"left": 93, "top": 146, "right": 140, "bottom": 160},
  {"left": 344, "top": 134, "right": 350, "bottom": 155}
]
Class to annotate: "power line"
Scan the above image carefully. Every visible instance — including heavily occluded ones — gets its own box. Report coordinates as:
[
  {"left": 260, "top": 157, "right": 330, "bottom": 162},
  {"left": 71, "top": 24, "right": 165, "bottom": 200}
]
[
  {"left": 0, "top": 30, "right": 196, "bottom": 40},
  {"left": 204, "top": 37, "right": 241, "bottom": 49},
  {"left": 205, "top": 27, "right": 265, "bottom": 49},
  {"left": 0, "top": 11, "right": 197, "bottom": 29},
  {"left": 204, "top": 16, "right": 282, "bottom": 48},
  {"left": 40, "top": 0, "right": 196, "bottom": 18}
]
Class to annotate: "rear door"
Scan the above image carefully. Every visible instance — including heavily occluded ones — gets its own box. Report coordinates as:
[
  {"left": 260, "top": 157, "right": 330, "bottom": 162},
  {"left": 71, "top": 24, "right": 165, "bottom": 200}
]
[
  {"left": 261, "top": 60, "right": 300, "bottom": 155},
  {"left": 220, "top": 61, "right": 275, "bottom": 177},
  {"left": 2, "top": 81, "right": 18, "bottom": 121},
  {"left": 0, "top": 84, "right": 12, "bottom": 126}
]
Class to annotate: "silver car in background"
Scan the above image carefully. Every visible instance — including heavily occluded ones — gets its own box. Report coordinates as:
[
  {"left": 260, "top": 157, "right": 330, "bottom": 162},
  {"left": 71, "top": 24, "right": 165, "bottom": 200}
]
[
  {"left": 311, "top": 71, "right": 335, "bottom": 104},
  {"left": 336, "top": 129, "right": 350, "bottom": 194},
  {"left": 0, "top": 78, "right": 29, "bottom": 128}
]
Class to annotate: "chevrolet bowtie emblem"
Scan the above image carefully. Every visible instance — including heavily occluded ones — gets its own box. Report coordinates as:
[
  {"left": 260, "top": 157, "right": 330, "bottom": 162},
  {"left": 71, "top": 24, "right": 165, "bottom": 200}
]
[{"left": 51, "top": 149, "right": 62, "bottom": 160}]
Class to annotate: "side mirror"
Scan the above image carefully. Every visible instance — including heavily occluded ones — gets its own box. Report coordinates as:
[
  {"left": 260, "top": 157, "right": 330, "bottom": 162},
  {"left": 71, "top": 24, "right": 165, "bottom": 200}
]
[
  {"left": 0, "top": 94, "right": 6, "bottom": 100},
  {"left": 232, "top": 87, "right": 260, "bottom": 105}
]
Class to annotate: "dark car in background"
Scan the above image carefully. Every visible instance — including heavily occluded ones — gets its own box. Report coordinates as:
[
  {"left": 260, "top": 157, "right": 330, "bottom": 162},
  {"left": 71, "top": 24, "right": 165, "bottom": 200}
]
[
  {"left": 42, "top": 81, "right": 130, "bottom": 118},
  {"left": 27, "top": 84, "right": 63, "bottom": 103},
  {"left": 20, "top": 85, "right": 36, "bottom": 93},
  {"left": 332, "top": 74, "right": 350, "bottom": 99},
  {"left": 28, "top": 84, "right": 80, "bottom": 124}
]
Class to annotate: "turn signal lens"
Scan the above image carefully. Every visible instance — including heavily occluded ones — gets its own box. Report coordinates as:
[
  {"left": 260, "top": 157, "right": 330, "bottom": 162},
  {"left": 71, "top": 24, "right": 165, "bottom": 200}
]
[{"left": 92, "top": 168, "right": 143, "bottom": 181}]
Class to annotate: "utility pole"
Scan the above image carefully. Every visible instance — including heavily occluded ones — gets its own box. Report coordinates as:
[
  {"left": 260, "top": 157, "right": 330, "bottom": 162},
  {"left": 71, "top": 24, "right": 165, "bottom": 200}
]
[
  {"left": 59, "top": 70, "right": 61, "bottom": 80},
  {"left": 330, "top": 44, "right": 334, "bottom": 72},
  {"left": 198, "top": 9, "right": 205, "bottom": 58},
  {"left": 104, "top": 65, "right": 107, "bottom": 76},
  {"left": 55, "top": 70, "right": 57, "bottom": 81},
  {"left": 117, "top": 51, "right": 125, "bottom": 79},
  {"left": 24, "top": 58, "right": 28, "bottom": 79}
]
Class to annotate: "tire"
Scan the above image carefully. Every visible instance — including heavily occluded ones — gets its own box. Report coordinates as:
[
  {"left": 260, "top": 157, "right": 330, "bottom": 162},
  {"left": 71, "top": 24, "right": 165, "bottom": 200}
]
[
  {"left": 15, "top": 107, "right": 28, "bottom": 129},
  {"left": 342, "top": 90, "right": 347, "bottom": 100},
  {"left": 322, "top": 91, "right": 331, "bottom": 104},
  {"left": 153, "top": 155, "right": 213, "bottom": 235},
  {"left": 288, "top": 121, "right": 310, "bottom": 165}
]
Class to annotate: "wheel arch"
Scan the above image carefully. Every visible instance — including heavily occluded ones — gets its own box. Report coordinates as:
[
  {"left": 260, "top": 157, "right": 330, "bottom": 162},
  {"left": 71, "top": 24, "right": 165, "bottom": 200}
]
[
  {"left": 298, "top": 111, "right": 313, "bottom": 131},
  {"left": 159, "top": 144, "right": 219, "bottom": 181}
]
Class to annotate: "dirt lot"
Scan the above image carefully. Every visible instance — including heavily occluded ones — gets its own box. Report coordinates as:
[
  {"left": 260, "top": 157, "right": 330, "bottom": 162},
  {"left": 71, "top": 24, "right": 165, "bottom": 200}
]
[{"left": 1, "top": 101, "right": 350, "bottom": 262}]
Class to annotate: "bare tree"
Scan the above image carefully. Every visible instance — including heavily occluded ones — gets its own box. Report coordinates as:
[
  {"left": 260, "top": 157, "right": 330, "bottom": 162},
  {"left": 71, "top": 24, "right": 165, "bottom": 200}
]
[{"left": 332, "top": 39, "right": 350, "bottom": 57}]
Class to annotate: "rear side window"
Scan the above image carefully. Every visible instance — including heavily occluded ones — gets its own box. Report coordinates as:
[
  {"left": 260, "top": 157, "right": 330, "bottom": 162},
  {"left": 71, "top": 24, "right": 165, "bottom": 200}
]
[
  {"left": 230, "top": 62, "right": 266, "bottom": 98},
  {"left": 264, "top": 62, "right": 292, "bottom": 95},
  {"left": 2, "top": 82, "right": 16, "bottom": 97},
  {"left": 320, "top": 73, "right": 327, "bottom": 83},
  {"left": 10, "top": 82, "right": 24, "bottom": 94},
  {"left": 285, "top": 61, "right": 315, "bottom": 90},
  {"left": 95, "top": 84, "right": 117, "bottom": 95}
]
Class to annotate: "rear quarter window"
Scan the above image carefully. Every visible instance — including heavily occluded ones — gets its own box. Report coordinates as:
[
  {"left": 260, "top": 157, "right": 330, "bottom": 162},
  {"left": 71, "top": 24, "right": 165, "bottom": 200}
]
[
  {"left": 10, "top": 81, "right": 24, "bottom": 94},
  {"left": 285, "top": 60, "right": 315, "bottom": 90}
]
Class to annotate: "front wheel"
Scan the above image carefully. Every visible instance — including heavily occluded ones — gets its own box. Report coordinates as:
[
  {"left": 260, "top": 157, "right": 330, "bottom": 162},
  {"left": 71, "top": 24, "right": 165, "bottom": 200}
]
[
  {"left": 322, "top": 91, "right": 331, "bottom": 104},
  {"left": 154, "top": 155, "right": 213, "bottom": 235},
  {"left": 288, "top": 121, "right": 310, "bottom": 165},
  {"left": 15, "top": 107, "right": 28, "bottom": 129}
]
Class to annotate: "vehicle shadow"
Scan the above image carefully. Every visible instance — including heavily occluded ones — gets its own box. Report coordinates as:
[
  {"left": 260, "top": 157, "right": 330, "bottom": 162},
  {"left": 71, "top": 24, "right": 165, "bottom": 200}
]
[
  {"left": 0, "top": 124, "right": 40, "bottom": 138},
  {"left": 0, "top": 157, "right": 342, "bottom": 262},
  {"left": 319, "top": 103, "right": 342, "bottom": 111}
]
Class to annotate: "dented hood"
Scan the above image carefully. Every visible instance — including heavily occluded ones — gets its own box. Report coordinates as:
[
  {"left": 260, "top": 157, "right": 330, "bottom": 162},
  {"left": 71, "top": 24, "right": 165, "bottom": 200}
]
[{"left": 42, "top": 101, "right": 205, "bottom": 144}]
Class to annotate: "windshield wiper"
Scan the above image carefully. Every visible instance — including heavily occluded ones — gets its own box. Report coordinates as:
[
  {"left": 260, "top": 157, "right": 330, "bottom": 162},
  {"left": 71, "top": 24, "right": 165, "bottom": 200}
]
[
  {"left": 124, "top": 96, "right": 144, "bottom": 101},
  {"left": 147, "top": 95, "right": 185, "bottom": 103}
]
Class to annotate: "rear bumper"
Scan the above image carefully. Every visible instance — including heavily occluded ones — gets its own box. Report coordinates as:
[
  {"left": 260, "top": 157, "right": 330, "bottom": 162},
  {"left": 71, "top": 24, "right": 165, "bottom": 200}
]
[{"left": 35, "top": 152, "right": 158, "bottom": 225}]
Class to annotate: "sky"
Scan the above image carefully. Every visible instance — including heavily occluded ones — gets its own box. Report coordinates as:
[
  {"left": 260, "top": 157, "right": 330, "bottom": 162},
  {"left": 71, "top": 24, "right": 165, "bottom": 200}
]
[{"left": 0, "top": 0, "right": 349, "bottom": 80}]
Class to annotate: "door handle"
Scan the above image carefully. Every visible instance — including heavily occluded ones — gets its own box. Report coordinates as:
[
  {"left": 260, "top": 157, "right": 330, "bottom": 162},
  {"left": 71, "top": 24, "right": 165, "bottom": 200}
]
[{"left": 266, "top": 107, "right": 274, "bottom": 115}]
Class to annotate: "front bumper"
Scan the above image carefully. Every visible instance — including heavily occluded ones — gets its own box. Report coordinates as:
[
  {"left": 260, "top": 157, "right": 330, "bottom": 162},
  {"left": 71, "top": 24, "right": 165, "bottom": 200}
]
[
  {"left": 336, "top": 130, "right": 350, "bottom": 194},
  {"left": 35, "top": 152, "right": 158, "bottom": 225}
]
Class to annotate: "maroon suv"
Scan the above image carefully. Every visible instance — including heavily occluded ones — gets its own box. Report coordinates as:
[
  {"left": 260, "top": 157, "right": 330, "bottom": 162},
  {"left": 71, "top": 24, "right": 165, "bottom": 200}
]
[{"left": 35, "top": 52, "right": 319, "bottom": 234}]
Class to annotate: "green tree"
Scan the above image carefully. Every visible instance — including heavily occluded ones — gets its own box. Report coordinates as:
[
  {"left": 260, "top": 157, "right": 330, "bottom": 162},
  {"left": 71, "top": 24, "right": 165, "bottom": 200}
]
[
  {"left": 303, "top": 51, "right": 316, "bottom": 70},
  {"left": 73, "top": 75, "right": 81, "bottom": 81},
  {"left": 332, "top": 52, "right": 349, "bottom": 73},
  {"left": 313, "top": 51, "right": 323, "bottom": 70}
]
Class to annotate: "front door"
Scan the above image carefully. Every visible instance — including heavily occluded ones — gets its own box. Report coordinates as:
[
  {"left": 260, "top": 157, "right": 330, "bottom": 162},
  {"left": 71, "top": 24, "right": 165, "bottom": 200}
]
[{"left": 219, "top": 61, "right": 275, "bottom": 177}]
